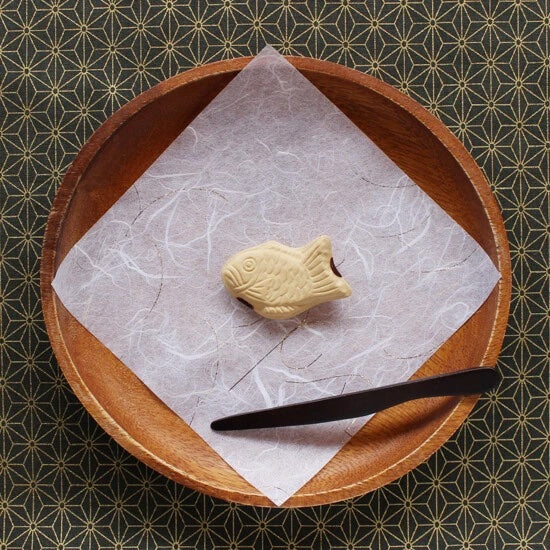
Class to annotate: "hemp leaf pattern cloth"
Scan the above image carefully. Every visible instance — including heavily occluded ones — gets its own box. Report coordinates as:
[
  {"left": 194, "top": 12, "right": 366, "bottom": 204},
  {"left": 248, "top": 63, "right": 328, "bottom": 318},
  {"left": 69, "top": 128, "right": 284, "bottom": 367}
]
[{"left": 1, "top": 0, "right": 548, "bottom": 547}]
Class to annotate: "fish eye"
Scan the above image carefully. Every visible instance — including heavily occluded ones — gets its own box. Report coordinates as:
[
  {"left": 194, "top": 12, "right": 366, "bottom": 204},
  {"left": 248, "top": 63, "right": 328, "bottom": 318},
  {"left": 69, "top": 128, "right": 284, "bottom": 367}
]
[{"left": 242, "top": 257, "right": 256, "bottom": 272}]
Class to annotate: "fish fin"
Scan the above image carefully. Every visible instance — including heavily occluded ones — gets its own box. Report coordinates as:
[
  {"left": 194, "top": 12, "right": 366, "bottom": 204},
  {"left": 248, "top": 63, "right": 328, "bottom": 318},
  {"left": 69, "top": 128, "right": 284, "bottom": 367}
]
[
  {"left": 301, "top": 236, "right": 352, "bottom": 299},
  {"left": 261, "top": 305, "right": 302, "bottom": 320}
]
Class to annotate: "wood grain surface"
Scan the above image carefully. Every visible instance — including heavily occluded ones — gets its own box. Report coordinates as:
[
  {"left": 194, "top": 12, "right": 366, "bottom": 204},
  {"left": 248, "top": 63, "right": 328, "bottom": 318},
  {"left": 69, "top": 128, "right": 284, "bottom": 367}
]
[{"left": 40, "top": 56, "right": 511, "bottom": 507}]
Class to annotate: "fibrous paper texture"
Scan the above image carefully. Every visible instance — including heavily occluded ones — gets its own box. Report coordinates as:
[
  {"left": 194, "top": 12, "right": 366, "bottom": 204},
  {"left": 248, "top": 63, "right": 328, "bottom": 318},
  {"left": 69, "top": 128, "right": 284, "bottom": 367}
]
[{"left": 53, "top": 46, "right": 500, "bottom": 505}]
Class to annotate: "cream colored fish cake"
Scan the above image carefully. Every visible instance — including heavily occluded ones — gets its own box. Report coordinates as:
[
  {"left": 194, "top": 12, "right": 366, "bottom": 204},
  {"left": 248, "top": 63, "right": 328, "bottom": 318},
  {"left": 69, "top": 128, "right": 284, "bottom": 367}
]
[{"left": 221, "top": 236, "right": 352, "bottom": 320}]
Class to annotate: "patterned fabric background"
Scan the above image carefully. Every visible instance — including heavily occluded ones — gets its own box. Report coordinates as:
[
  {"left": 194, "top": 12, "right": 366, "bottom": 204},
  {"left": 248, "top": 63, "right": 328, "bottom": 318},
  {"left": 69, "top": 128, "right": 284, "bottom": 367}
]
[{"left": 0, "top": 1, "right": 548, "bottom": 548}]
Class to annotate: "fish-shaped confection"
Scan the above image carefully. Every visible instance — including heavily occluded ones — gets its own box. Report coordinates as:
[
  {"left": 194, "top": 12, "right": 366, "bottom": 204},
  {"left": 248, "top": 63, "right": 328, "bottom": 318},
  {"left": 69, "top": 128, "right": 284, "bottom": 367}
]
[{"left": 221, "top": 236, "right": 352, "bottom": 320}]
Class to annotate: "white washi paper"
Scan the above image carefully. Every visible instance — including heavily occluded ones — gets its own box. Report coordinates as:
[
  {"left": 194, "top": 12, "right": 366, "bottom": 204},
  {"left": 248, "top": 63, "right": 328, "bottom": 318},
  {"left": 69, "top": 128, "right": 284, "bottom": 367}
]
[{"left": 53, "top": 46, "right": 500, "bottom": 505}]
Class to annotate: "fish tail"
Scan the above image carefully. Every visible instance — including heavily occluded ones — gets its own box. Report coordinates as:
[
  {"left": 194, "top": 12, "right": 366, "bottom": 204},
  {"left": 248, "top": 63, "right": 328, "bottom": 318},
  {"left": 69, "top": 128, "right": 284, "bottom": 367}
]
[{"left": 301, "top": 236, "right": 352, "bottom": 299}]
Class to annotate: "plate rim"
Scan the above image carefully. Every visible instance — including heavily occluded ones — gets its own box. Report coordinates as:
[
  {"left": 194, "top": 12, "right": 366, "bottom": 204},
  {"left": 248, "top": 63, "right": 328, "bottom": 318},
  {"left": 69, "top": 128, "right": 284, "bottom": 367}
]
[{"left": 40, "top": 55, "right": 511, "bottom": 507}]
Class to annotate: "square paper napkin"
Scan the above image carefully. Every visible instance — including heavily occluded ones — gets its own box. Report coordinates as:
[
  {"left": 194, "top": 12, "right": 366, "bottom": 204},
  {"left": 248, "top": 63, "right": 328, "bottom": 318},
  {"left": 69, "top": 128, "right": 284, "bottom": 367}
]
[{"left": 53, "top": 46, "right": 499, "bottom": 505}]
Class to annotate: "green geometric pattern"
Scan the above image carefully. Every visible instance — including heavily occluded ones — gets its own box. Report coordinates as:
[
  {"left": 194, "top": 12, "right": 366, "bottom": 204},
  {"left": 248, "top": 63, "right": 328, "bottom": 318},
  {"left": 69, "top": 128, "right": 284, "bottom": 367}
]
[{"left": 0, "top": 1, "right": 548, "bottom": 548}]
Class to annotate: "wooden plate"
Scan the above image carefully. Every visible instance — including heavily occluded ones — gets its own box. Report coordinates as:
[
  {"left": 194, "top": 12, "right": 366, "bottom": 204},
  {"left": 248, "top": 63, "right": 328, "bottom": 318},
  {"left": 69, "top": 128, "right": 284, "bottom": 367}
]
[{"left": 41, "top": 56, "right": 511, "bottom": 507}]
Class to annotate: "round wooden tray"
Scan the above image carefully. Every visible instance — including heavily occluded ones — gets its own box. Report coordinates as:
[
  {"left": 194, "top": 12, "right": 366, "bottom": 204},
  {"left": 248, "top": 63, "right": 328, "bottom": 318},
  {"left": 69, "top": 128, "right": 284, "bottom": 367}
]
[{"left": 41, "top": 56, "right": 511, "bottom": 507}]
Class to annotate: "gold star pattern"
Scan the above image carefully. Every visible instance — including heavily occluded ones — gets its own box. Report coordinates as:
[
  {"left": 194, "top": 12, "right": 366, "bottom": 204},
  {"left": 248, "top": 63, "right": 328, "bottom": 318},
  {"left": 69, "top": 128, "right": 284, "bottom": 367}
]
[{"left": 0, "top": 1, "right": 548, "bottom": 548}]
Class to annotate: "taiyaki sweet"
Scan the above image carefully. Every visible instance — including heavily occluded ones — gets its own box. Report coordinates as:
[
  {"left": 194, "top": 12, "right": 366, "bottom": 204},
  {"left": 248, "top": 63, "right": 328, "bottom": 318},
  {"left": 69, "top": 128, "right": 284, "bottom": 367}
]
[{"left": 221, "top": 236, "right": 352, "bottom": 320}]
